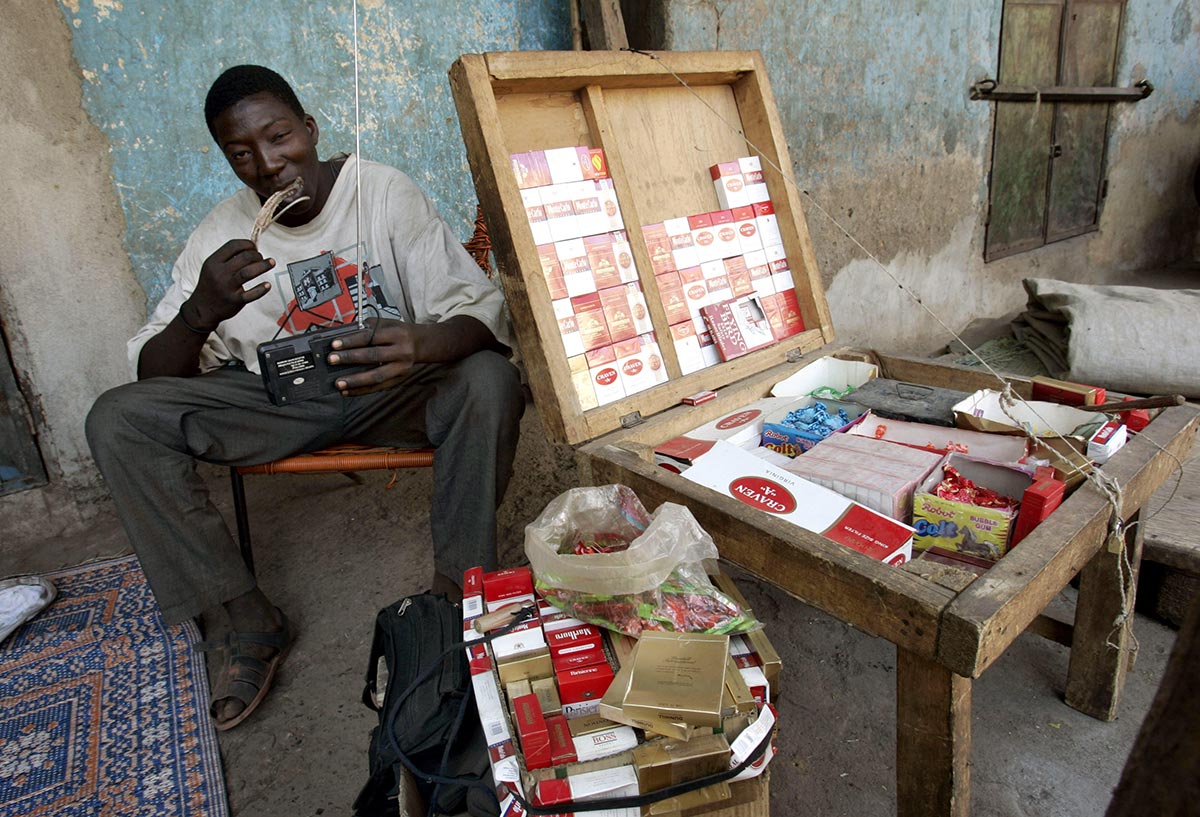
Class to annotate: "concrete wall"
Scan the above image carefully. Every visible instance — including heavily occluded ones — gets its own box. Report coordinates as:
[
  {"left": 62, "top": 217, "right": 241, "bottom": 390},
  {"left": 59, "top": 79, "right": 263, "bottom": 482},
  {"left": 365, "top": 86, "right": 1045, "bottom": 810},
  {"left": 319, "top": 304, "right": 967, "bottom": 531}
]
[
  {"left": 640, "top": 0, "right": 1200, "bottom": 352},
  {"left": 0, "top": 0, "right": 570, "bottom": 537}
]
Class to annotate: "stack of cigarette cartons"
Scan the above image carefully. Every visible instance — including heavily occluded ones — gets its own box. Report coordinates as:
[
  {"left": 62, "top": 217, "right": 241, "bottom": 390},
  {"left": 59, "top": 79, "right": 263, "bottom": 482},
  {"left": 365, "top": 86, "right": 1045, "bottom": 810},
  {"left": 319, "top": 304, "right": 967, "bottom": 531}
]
[
  {"left": 511, "top": 147, "right": 668, "bottom": 410},
  {"left": 463, "top": 564, "right": 779, "bottom": 816},
  {"left": 645, "top": 156, "right": 805, "bottom": 374}
]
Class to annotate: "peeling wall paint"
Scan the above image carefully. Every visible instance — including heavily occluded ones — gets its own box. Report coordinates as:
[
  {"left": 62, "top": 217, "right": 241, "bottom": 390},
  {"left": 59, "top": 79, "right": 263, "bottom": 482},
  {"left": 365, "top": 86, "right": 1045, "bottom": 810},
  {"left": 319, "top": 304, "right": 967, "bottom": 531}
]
[
  {"left": 656, "top": 0, "right": 1200, "bottom": 352},
  {"left": 55, "top": 0, "right": 570, "bottom": 306}
]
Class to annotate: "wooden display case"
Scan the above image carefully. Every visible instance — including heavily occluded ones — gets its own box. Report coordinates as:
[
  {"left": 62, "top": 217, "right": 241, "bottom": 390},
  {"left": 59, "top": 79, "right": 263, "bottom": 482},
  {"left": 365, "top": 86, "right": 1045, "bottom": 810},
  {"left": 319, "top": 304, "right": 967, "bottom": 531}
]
[{"left": 450, "top": 50, "right": 1199, "bottom": 817}]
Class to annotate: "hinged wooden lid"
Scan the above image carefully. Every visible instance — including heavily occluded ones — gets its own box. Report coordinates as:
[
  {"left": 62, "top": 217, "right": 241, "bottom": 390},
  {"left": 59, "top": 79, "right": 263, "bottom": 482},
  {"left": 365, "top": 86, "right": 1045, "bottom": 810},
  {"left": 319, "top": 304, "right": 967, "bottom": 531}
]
[{"left": 450, "top": 50, "right": 834, "bottom": 446}]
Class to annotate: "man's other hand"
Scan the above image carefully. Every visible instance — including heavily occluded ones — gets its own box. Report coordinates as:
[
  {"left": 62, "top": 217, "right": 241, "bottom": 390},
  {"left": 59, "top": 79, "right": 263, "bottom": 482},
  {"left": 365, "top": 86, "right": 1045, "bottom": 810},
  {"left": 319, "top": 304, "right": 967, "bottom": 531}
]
[
  {"left": 184, "top": 239, "right": 275, "bottom": 331},
  {"left": 327, "top": 318, "right": 417, "bottom": 395}
]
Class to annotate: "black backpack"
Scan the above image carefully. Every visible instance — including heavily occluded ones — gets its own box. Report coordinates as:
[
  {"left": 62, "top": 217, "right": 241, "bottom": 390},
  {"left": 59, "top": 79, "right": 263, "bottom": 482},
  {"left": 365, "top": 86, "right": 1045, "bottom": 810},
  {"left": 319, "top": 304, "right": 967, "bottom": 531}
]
[{"left": 352, "top": 592, "right": 497, "bottom": 817}]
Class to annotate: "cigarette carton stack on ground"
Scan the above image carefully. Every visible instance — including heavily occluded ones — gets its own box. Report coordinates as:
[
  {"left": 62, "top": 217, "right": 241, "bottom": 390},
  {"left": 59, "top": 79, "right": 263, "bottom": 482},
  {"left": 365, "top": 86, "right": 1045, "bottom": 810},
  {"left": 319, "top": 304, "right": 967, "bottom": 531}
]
[
  {"left": 463, "top": 565, "right": 778, "bottom": 816},
  {"left": 649, "top": 360, "right": 1131, "bottom": 573},
  {"left": 645, "top": 157, "right": 805, "bottom": 374},
  {"left": 512, "top": 148, "right": 669, "bottom": 410}
]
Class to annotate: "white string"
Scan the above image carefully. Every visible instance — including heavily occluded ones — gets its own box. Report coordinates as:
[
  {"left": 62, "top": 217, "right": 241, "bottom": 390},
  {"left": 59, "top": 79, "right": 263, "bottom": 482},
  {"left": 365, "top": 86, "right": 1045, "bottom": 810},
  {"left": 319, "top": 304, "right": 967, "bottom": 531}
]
[
  {"left": 624, "top": 49, "right": 1192, "bottom": 654},
  {"left": 352, "top": 0, "right": 365, "bottom": 328}
]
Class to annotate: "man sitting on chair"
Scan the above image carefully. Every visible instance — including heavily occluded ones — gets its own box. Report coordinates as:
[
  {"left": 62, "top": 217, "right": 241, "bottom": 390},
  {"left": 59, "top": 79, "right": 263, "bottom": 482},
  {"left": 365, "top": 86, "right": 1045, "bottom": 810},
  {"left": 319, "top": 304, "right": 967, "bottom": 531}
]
[{"left": 86, "top": 65, "right": 524, "bottom": 730}]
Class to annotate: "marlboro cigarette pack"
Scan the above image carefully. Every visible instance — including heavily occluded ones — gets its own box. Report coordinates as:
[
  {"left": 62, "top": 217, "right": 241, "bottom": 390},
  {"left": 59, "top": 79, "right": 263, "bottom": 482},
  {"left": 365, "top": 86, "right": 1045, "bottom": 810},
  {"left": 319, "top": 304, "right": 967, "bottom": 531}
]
[
  {"left": 1087, "top": 421, "right": 1127, "bottom": 464},
  {"left": 684, "top": 440, "right": 916, "bottom": 565}
]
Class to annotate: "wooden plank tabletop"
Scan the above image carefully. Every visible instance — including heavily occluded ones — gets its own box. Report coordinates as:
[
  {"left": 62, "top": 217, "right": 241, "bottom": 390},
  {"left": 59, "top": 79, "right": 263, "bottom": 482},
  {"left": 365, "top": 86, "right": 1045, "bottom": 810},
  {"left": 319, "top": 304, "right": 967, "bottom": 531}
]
[{"left": 1142, "top": 423, "right": 1200, "bottom": 576}]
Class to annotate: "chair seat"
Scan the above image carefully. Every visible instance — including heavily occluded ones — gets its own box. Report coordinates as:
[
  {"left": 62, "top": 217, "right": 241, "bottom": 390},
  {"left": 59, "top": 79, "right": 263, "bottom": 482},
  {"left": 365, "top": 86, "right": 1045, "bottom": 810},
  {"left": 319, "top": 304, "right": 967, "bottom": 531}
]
[{"left": 236, "top": 444, "right": 435, "bottom": 476}]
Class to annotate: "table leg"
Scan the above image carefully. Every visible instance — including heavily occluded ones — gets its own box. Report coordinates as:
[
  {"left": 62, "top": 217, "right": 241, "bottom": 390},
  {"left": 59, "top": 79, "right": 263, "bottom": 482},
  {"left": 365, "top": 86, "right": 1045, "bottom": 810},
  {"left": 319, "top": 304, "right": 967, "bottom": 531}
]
[
  {"left": 1066, "top": 510, "right": 1145, "bottom": 721},
  {"left": 896, "top": 647, "right": 972, "bottom": 817}
]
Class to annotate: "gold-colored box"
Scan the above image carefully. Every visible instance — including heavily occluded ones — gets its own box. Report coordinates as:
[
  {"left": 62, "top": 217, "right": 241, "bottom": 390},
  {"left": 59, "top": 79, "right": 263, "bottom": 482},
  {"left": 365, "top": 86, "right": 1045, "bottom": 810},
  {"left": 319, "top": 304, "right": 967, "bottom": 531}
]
[
  {"left": 624, "top": 632, "right": 728, "bottom": 729},
  {"left": 633, "top": 733, "right": 732, "bottom": 794}
]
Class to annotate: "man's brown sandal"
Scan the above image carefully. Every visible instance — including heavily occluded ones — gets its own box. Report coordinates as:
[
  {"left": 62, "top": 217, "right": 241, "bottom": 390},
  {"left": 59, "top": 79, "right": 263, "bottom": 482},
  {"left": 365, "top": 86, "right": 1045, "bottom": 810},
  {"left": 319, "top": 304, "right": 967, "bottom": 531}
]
[{"left": 197, "top": 610, "right": 292, "bottom": 732}]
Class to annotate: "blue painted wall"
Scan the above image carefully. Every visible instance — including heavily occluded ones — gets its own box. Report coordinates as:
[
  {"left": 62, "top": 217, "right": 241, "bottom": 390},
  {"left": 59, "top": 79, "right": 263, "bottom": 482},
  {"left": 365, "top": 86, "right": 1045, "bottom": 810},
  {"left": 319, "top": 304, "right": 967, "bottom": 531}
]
[{"left": 57, "top": 0, "right": 570, "bottom": 306}]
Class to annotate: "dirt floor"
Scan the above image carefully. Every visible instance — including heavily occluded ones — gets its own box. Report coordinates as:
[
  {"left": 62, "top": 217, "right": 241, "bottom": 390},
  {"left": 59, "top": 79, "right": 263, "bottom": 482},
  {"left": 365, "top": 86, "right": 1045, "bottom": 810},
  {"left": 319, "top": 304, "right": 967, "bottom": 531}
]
[{"left": 2, "top": 405, "right": 1186, "bottom": 817}]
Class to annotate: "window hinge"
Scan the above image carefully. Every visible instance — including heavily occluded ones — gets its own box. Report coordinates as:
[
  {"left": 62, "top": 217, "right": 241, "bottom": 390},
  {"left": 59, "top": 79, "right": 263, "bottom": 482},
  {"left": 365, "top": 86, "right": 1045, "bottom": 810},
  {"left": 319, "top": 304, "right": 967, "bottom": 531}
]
[{"left": 620, "top": 411, "right": 644, "bottom": 429}]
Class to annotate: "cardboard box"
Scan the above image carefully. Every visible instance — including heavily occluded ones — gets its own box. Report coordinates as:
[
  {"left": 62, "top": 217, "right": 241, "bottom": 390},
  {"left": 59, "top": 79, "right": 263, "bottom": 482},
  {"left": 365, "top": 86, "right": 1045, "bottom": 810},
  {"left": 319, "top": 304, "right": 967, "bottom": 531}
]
[
  {"left": 655, "top": 396, "right": 797, "bottom": 464},
  {"left": 848, "top": 413, "right": 1028, "bottom": 465},
  {"left": 759, "top": 396, "right": 867, "bottom": 457},
  {"left": 683, "top": 441, "right": 915, "bottom": 566},
  {"left": 622, "top": 631, "right": 729, "bottom": 729},
  {"left": 769, "top": 355, "right": 877, "bottom": 399},
  {"left": 912, "top": 454, "right": 1032, "bottom": 561},
  {"left": 783, "top": 432, "right": 943, "bottom": 522}
]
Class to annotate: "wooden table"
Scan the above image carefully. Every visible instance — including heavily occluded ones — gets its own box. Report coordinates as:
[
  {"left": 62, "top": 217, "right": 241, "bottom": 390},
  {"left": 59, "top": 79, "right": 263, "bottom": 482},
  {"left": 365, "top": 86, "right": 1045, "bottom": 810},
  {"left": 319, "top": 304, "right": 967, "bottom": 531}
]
[{"left": 580, "top": 354, "right": 1200, "bottom": 817}]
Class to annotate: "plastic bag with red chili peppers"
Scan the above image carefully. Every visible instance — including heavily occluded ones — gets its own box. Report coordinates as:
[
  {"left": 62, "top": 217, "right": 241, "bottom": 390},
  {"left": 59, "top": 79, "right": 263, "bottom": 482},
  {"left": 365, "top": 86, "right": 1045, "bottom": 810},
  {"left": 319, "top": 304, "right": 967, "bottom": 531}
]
[{"left": 525, "top": 485, "right": 761, "bottom": 637}]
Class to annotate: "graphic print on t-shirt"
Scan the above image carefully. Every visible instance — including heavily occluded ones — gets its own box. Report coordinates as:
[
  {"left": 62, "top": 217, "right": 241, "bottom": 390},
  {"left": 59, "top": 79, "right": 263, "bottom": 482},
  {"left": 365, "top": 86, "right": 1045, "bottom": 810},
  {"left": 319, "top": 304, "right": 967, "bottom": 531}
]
[{"left": 273, "top": 246, "right": 400, "bottom": 335}]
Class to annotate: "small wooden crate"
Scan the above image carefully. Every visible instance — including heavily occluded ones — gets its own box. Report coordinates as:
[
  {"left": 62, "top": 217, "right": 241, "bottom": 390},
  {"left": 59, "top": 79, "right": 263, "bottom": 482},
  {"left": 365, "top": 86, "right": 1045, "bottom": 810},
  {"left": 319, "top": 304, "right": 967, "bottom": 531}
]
[{"left": 450, "top": 50, "right": 1199, "bottom": 817}]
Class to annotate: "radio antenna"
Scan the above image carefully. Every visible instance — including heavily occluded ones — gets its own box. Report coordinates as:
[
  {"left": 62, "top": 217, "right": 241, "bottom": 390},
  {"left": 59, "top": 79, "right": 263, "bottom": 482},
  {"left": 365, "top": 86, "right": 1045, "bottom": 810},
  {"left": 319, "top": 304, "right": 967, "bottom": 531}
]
[{"left": 352, "top": 0, "right": 365, "bottom": 328}]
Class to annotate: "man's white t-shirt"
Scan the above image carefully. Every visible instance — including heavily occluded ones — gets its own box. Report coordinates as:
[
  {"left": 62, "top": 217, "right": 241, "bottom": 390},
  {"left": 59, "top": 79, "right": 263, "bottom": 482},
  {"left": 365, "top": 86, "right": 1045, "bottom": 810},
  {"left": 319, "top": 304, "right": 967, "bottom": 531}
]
[{"left": 128, "top": 154, "right": 511, "bottom": 377}]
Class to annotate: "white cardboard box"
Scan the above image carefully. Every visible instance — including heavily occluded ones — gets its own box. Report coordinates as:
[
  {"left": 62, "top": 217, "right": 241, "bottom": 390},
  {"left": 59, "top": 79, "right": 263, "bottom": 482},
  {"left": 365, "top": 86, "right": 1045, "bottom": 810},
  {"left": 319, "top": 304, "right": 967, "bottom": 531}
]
[{"left": 683, "top": 441, "right": 915, "bottom": 565}]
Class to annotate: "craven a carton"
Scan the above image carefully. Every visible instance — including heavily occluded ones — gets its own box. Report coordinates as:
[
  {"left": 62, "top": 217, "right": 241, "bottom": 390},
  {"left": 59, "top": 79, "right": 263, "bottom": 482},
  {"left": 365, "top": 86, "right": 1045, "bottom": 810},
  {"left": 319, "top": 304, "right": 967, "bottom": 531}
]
[{"left": 683, "top": 440, "right": 915, "bottom": 565}]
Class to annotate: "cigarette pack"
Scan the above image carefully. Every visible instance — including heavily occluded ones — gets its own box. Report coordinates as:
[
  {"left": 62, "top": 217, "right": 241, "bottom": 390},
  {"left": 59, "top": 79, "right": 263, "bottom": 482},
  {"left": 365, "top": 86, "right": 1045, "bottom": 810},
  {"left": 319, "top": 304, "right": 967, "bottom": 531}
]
[
  {"left": 622, "top": 631, "right": 729, "bottom": 729},
  {"left": 510, "top": 150, "right": 550, "bottom": 189},
  {"left": 596, "top": 178, "right": 625, "bottom": 232},
  {"left": 483, "top": 567, "right": 534, "bottom": 605},
  {"left": 641, "top": 222, "right": 676, "bottom": 275},
  {"left": 572, "top": 726, "right": 638, "bottom": 762},
  {"left": 724, "top": 256, "right": 755, "bottom": 298},
  {"left": 614, "top": 335, "right": 662, "bottom": 397},
  {"left": 579, "top": 146, "right": 609, "bottom": 180},
  {"left": 546, "top": 715, "right": 577, "bottom": 765},
  {"left": 568, "top": 354, "right": 599, "bottom": 412},
  {"left": 537, "top": 243, "right": 567, "bottom": 300},
  {"left": 610, "top": 230, "right": 639, "bottom": 283},
  {"left": 556, "top": 661, "right": 615, "bottom": 705},
  {"left": 665, "top": 216, "right": 699, "bottom": 270},
  {"left": 531, "top": 676, "right": 563, "bottom": 718},
  {"left": 570, "top": 293, "right": 613, "bottom": 352},
  {"left": 739, "top": 155, "right": 770, "bottom": 204},
  {"left": 513, "top": 693, "right": 552, "bottom": 770},
  {"left": 681, "top": 265, "right": 710, "bottom": 320},
  {"left": 1087, "top": 421, "right": 1127, "bottom": 464},
  {"left": 703, "top": 267, "right": 733, "bottom": 309},
  {"left": 556, "top": 238, "right": 595, "bottom": 298},
  {"left": 544, "top": 146, "right": 584, "bottom": 185},
  {"left": 571, "top": 180, "right": 608, "bottom": 238},
  {"left": 553, "top": 298, "right": 584, "bottom": 358},
  {"left": 669, "top": 320, "right": 707, "bottom": 376},
  {"left": 700, "top": 296, "right": 776, "bottom": 362},
  {"left": 1010, "top": 474, "right": 1066, "bottom": 547},
  {"left": 584, "top": 234, "right": 622, "bottom": 290},
  {"left": 655, "top": 271, "right": 689, "bottom": 326},
  {"left": 1030, "top": 375, "right": 1106, "bottom": 407},
  {"left": 711, "top": 160, "right": 751, "bottom": 209},
  {"left": 585, "top": 345, "right": 627, "bottom": 406},
  {"left": 520, "top": 187, "right": 552, "bottom": 245},
  {"left": 711, "top": 209, "right": 741, "bottom": 259},
  {"left": 623, "top": 283, "right": 654, "bottom": 336},
  {"left": 689, "top": 213, "right": 720, "bottom": 264},
  {"left": 598, "top": 286, "right": 637, "bottom": 343},
  {"left": 683, "top": 390, "right": 718, "bottom": 406},
  {"left": 753, "top": 201, "right": 782, "bottom": 248},
  {"left": 731, "top": 205, "right": 761, "bottom": 254},
  {"left": 536, "top": 763, "right": 640, "bottom": 809},
  {"left": 542, "top": 184, "right": 580, "bottom": 242},
  {"left": 633, "top": 733, "right": 732, "bottom": 795}
]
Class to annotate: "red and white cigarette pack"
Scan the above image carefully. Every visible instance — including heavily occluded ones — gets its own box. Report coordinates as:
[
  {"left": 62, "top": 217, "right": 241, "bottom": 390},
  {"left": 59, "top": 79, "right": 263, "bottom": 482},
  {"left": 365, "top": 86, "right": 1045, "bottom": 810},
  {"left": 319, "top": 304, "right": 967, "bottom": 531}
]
[
  {"left": 700, "top": 296, "right": 776, "bottom": 362},
  {"left": 513, "top": 693, "right": 552, "bottom": 770},
  {"left": 537, "top": 244, "right": 567, "bottom": 301},
  {"left": 536, "top": 764, "right": 640, "bottom": 811},
  {"left": 641, "top": 223, "right": 676, "bottom": 276},
  {"left": 739, "top": 155, "right": 770, "bottom": 204},
  {"left": 665, "top": 216, "right": 699, "bottom": 270},
  {"left": 521, "top": 187, "right": 552, "bottom": 246},
  {"left": 711, "top": 210, "right": 741, "bottom": 259},
  {"left": 584, "top": 234, "right": 622, "bottom": 290},
  {"left": 556, "top": 238, "right": 595, "bottom": 298},
  {"left": 585, "top": 345, "right": 627, "bottom": 406},
  {"left": 570, "top": 293, "right": 612, "bottom": 352},
  {"left": 684, "top": 440, "right": 916, "bottom": 565},
  {"left": 623, "top": 282, "right": 654, "bottom": 336},
  {"left": 598, "top": 286, "right": 637, "bottom": 344},
  {"left": 689, "top": 213, "right": 720, "bottom": 264},
  {"left": 511, "top": 150, "right": 551, "bottom": 189},
  {"left": 1087, "top": 421, "right": 1127, "bottom": 464},
  {"left": 568, "top": 354, "right": 598, "bottom": 412},
  {"left": 484, "top": 567, "right": 534, "bottom": 607},
  {"left": 556, "top": 662, "right": 615, "bottom": 707},
  {"left": 542, "top": 184, "right": 580, "bottom": 242},
  {"left": 711, "top": 160, "right": 752, "bottom": 209},
  {"left": 669, "top": 320, "right": 707, "bottom": 376},
  {"left": 553, "top": 299, "right": 584, "bottom": 358},
  {"left": 753, "top": 201, "right": 783, "bottom": 249},
  {"left": 680, "top": 265, "right": 709, "bottom": 321},
  {"left": 610, "top": 230, "right": 639, "bottom": 283},
  {"left": 570, "top": 180, "right": 608, "bottom": 237},
  {"left": 596, "top": 178, "right": 625, "bottom": 232},
  {"left": 655, "top": 271, "right": 688, "bottom": 326},
  {"left": 731, "top": 205, "right": 762, "bottom": 255}
]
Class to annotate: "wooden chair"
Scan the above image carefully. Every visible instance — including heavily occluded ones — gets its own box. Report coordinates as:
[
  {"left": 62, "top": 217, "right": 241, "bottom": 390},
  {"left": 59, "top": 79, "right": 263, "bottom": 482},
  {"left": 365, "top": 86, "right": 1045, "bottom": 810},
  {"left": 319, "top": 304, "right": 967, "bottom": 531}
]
[{"left": 230, "top": 209, "right": 492, "bottom": 574}]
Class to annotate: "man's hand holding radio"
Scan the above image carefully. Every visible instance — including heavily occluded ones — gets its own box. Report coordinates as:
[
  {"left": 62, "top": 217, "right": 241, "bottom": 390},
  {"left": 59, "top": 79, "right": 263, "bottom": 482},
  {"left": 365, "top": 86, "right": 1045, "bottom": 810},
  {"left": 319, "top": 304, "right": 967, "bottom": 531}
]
[{"left": 327, "top": 315, "right": 506, "bottom": 396}]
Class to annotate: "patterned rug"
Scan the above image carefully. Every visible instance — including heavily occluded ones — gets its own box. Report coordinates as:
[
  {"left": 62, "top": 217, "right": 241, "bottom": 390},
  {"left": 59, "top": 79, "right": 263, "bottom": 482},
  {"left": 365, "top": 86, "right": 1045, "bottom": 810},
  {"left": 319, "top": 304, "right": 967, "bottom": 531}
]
[{"left": 0, "top": 555, "right": 228, "bottom": 816}]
